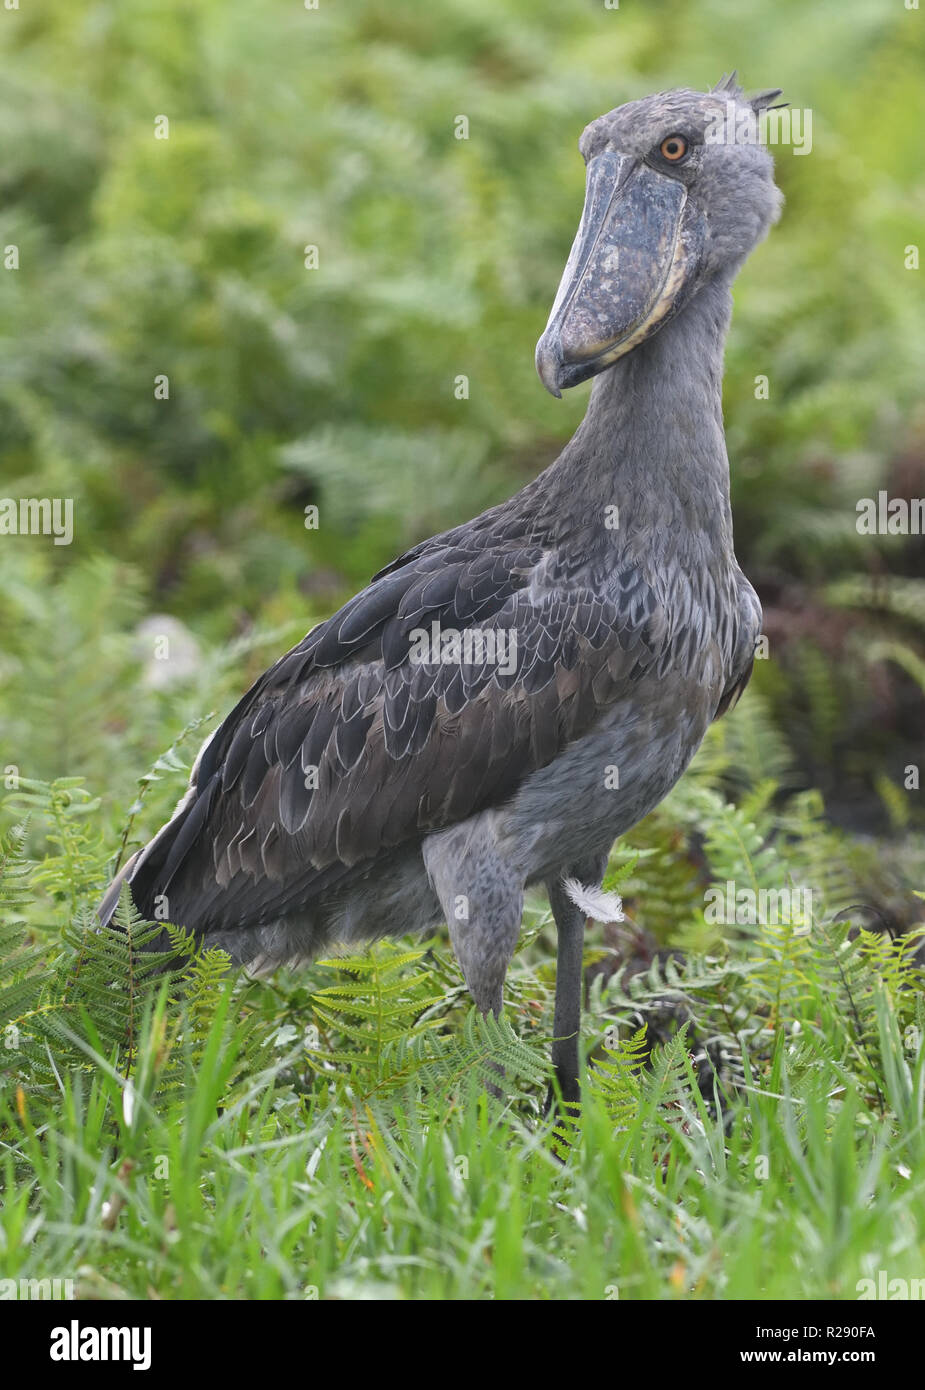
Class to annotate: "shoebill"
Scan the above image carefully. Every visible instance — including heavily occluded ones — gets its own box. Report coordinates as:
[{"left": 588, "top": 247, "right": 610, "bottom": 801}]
[{"left": 101, "top": 75, "right": 783, "bottom": 1108}]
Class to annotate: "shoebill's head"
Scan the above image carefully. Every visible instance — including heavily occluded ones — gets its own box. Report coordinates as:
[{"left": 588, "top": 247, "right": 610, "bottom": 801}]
[{"left": 536, "top": 73, "right": 785, "bottom": 396}]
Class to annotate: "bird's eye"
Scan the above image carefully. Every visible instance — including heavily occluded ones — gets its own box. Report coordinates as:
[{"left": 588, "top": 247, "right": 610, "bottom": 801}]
[{"left": 659, "top": 134, "right": 688, "bottom": 163}]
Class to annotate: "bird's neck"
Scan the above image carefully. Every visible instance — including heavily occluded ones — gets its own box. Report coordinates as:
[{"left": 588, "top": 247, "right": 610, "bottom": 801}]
[{"left": 540, "top": 276, "right": 737, "bottom": 564}]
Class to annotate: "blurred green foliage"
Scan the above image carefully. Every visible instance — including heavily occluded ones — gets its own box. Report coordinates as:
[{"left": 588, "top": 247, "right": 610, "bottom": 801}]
[{"left": 0, "top": 0, "right": 923, "bottom": 822}]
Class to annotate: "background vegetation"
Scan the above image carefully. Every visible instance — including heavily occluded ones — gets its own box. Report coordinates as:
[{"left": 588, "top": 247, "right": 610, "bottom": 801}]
[{"left": 1, "top": 0, "right": 924, "bottom": 1300}]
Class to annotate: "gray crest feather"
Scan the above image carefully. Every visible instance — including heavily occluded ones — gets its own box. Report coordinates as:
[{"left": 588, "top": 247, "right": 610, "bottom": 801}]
[{"left": 713, "top": 72, "right": 785, "bottom": 113}]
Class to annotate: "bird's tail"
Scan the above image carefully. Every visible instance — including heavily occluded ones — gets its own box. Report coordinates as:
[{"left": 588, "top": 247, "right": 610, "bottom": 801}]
[
  {"left": 97, "top": 842, "right": 185, "bottom": 961},
  {"left": 98, "top": 774, "right": 201, "bottom": 930}
]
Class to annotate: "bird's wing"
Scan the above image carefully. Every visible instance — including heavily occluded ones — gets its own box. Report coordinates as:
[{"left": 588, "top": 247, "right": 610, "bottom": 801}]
[{"left": 125, "top": 537, "right": 671, "bottom": 932}]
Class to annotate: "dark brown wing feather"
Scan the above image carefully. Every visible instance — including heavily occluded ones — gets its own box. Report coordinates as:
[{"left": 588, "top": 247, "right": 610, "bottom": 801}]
[{"left": 126, "top": 533, "right": 664, "bottom": 933}]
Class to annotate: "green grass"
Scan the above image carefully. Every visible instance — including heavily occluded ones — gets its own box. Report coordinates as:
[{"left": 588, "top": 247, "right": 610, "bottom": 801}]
[
  {"left": 3, "top": 948, "right": 925, "bottom": 1301},
  {"left": 2, "top": 695, "right": 924, "bottom": 1301}
]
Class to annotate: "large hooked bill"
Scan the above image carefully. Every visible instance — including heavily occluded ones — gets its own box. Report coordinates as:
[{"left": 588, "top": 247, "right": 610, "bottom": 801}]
[{"left": 535, "top": 150, "right": 706, "bottom": 396}]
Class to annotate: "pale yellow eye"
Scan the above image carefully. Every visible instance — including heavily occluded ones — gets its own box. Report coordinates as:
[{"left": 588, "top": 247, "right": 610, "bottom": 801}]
[{"left": 660, "top": 134, "right": 688, "bottom": 162}]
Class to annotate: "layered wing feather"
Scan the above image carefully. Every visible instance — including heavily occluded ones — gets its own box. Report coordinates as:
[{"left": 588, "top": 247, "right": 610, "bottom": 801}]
[{"left": 124, "top": 530, "right": 670, "bottom": 933}]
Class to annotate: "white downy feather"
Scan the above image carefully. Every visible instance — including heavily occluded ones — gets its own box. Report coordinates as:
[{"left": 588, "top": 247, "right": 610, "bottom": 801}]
[{"left": 561, "top": 877, "right": 624, "bottom": 923}]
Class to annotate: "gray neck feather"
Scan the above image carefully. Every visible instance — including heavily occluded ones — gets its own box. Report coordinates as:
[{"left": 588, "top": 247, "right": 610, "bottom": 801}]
[{"left": 527, "top": 275, "right": 738, "bottom": 571}]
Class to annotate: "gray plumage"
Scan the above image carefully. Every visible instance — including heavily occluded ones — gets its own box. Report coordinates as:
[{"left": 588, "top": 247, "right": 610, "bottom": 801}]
[{"left": 100, "top": 75, "right": 783, "bottom": 1105}]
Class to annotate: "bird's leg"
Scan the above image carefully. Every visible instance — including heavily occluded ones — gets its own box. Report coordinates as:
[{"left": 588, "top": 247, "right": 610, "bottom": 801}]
[
  {"left": 423, "top": 825, "right": 524, "bottom": 1101},
  {"left": 544, "top": 853, "right": 608, "bottom": 1117}
]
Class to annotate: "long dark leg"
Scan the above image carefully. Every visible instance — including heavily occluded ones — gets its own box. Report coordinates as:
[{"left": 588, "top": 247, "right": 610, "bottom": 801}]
[{"left": 544, "top": 853, "right": 608, "bottom": 1114}]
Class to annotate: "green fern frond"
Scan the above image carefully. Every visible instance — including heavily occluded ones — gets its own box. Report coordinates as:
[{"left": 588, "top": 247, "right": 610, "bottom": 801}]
[
  {"left": 588, "top": 1023, "right": 649, "bottom": 1129},
  {"left": 308, "top": 942, "right": 445, "bottom": 1076},
  {"left": 642, "top": 1022, "right": 694, "bottom": 1114}
]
